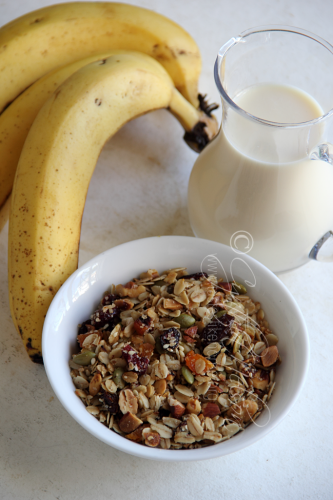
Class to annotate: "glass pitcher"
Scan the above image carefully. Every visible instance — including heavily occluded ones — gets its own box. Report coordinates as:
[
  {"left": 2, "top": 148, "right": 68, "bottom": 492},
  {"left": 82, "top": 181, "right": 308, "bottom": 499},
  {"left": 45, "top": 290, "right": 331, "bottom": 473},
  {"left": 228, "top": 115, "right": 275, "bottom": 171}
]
[{"left": 188, "top": 26, "right": 333, "bottom": 273}]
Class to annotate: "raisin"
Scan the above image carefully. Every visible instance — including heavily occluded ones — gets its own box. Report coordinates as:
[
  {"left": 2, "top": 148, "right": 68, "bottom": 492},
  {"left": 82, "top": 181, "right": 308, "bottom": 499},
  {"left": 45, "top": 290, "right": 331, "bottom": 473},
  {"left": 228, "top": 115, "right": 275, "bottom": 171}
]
[
  {"left": 78, "top": 319, "right": 92, "bottom": 336},
  {"left": 101, "top": 392, "right": 119, "bottom": 414},
  {"left": 101, "top": 293, "right": 118, "bottom": 306},
  {"left": 91, "top": 307, "right": 120, "bottom": 329},
  {"left": 159, "top": 328, "right": 180, "bottom": 351},
  {"left": 158, "top": 407, "right": 171, "bottom": 418},
  {"left": 182, "top": 272, "right": 208, "bottom": 280},
  {"left": 122, "top": 345, "right": 149, "bottom": 375},
  {"left": 200, "top": 314, "right": 234, "bottom": 347},
  {"left": 133, "top": 316, "right": 152, "bottom": 336}
]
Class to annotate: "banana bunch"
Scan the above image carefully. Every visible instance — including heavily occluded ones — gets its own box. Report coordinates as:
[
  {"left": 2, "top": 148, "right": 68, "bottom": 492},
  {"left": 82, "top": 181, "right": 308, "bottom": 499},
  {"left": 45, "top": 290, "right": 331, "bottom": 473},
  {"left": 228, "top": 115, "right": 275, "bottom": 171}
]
[{"left": 2, "top": 3, "right": 218, "bottom": 363}]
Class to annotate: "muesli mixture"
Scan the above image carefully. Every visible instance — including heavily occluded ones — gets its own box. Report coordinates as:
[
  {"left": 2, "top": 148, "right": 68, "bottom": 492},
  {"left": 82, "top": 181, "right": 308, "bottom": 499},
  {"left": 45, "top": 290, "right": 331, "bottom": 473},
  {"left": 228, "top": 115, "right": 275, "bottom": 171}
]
[{"left": 70, "top": 268, "right": 280, "bottom": 449}]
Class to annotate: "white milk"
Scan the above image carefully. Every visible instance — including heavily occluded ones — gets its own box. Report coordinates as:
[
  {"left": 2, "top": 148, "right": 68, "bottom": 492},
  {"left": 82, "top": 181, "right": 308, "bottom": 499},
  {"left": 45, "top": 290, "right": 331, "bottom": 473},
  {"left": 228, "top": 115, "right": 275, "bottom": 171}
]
[{"left": 188, "top": 84, "right": 333, "bottom": 272}]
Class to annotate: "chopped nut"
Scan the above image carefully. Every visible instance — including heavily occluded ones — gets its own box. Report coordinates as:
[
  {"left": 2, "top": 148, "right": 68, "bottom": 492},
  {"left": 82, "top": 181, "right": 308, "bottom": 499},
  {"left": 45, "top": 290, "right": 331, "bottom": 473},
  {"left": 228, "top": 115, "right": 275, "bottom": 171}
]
[
  {"left": 154, "top": 379, "right": 167, "bottom": 395},
  {"left": 126, "top": 424, "right": 150, "bottom": 442},
  {"left": 142, "top": 428, "right": 161, "bottom": 447},
  {"left": 186, "top": 398, "right": 201, "bottom": 415},
  {"left": 252, "top": 370, "right": 270, "bottom": 390},
  {"left": 261, "top": 345, "right": 279, "bottom": 367},
  {"left": 89, "top": 373, "right": 102, "bottom": 396},
  {"left": 119, "top": 412, "right": 143, "bottom": 434},
  {"left": 226, "top": 400, "right": 258, "bottom": 423},
  {"left": 116, "top": 283, "right": 146, "bottom": 298},
  {"left": 118, "top": 389, "right": 138, "bottom": 414},
  {"left": 202, "top": 402, "right": 221, "bottom": 418},
  {"left": 168, "top": 396, "right": 186, "bottom": 418}
]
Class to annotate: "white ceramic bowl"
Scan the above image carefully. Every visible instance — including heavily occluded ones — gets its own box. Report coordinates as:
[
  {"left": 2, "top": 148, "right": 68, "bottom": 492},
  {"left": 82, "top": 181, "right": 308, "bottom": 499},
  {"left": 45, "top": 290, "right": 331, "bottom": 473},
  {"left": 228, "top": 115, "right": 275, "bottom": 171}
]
[{"left": 43, "top": 236, "right": 310, "bottom": 461}]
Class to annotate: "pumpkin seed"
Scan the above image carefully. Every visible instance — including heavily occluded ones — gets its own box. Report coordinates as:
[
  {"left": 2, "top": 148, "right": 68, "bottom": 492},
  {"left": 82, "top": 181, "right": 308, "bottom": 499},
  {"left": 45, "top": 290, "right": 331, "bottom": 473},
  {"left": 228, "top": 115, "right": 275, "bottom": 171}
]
[
  {"left": 112, "top": 367, "right": 125, "bottom": 389},
  {"left": 155, "top": 336, "right": 166, "bottom": 355},
  {"left": 174, "top": 313, "right": 195, "bottom": 328},
  {"left": 181, "top": 366, "right": 194, "bottom": 385},
  {"left": 72, "top": 351, "right": 95, "bottom": 366},
  {"left": 232, "top": 281, "right": 247, "bottom": 295},
  {"left": 215, "top": 310, "right": 227, "bottom": 318}
]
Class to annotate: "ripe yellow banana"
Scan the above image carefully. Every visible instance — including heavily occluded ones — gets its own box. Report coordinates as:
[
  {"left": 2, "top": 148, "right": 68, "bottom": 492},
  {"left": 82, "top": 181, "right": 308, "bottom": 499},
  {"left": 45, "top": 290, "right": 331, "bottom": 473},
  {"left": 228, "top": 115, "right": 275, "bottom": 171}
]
[
  {"left": 8, "top": 51, "right": 216, "bottom": 363},
  {"left": 0, "top": 1, "right": 201, "bottom": 115},
  {"left": 0, "top": 51, "right": 216, "bottom": 233}
]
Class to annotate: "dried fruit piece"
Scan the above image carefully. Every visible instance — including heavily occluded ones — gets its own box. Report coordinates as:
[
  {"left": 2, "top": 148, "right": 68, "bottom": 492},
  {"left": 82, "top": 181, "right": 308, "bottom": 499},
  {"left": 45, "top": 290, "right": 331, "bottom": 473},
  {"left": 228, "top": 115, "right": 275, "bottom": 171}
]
[
  {"left": 159, "top": 328, "right": 180, "bottom": 351},
  {"left": 200, "top": 314, "right": 234, "bottom": 347},
  {"left": 133, "top": 316, "right": 153, "bottom": 335},
  {"left": 218, "top": 281, "right": 232, "bottom": 292},
  {"left": 114, "top": 299, "right": 134, "bottom": 310},
  {"left": 138, "top": 343, "right": 154, "bottom": 359},
  {"left": 122, "top": 344, "right": 149, "bottom": 375},
  {"left": 91, "top": 307, "right": 120, "bottom": 329},
  {"left": 202, "top": 402, "right": 221, "bottom": 418},
  {"left": 185, "top": 351, "right": 213, "bottom": 374},
  {"left": 142, "top": 428, "right": 161, "bottom": 447},
  {"left": 182, "top": 272, "right": 208, "bottom": 280},
  {"left": 119, "top": 412, "right": 143, "bottom": 433},
  {"left": 101, "top": 293, "right": 118, "bottom": 306},
  {"left": 101, "top": 392, "right": 119, "bottom": 414},
  {"left": 184, "top": 326, "right": 198, "bottom": 338},
  {"left": 261, "top": 345, "right": 279, "bottom": 367}
]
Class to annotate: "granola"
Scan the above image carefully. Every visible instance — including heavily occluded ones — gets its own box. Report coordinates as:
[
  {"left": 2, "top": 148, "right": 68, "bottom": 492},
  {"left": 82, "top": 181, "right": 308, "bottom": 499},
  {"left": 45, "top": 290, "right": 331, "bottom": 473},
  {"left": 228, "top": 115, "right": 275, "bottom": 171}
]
[{"left": 70, "top": 268, "right": 280, "bottom": 449}]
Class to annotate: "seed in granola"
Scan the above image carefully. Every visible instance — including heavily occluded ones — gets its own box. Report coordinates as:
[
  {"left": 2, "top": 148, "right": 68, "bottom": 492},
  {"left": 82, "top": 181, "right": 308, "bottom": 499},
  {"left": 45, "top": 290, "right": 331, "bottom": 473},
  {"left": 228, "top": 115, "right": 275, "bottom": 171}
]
[
  {"left": 159, "top": 328, "right": 180, "bottom": 351},
  {"left": 122, "top": 345, "right": 149, "bottom": 375},
  {"left": 101, "top": 392, "right": 119, "bottom": 414},
  {"left": 72, "top": 351, "right": 96, "bottom": 366},
  {"left": 174, "top": 313, "right": 196, "bottom": 329},
  {"left": 181, "top": 366, "right": 195, "bottom": 385},
  {"left": 232, "top": 281, "right": 247, "bottom": 295},
  {"left": 112, "top": 367, "right": 126, "bottom": 389},
  {"left": 133, "top": 316, "right": 153, "bottom": 336},
  {"left": 200, "top": 315, "right": 234, "bottom": 347},
  {"left": 265, "top": 333, "right": 279, "bottom": 346}
]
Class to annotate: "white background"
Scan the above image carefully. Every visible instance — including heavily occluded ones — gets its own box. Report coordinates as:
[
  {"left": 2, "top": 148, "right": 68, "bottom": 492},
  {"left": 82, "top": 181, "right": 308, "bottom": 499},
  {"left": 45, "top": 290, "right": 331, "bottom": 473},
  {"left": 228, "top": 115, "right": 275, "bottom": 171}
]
[{"left": 1, "top": 0, "right": 333, "bottom": 499}]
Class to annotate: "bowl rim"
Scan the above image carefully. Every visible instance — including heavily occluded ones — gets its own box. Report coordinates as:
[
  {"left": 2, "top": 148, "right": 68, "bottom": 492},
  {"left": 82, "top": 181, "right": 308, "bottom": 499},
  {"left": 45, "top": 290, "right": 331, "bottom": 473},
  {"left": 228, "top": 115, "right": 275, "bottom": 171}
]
[{"left": 42, "top": 235, "right": 310, "bottom": 461}]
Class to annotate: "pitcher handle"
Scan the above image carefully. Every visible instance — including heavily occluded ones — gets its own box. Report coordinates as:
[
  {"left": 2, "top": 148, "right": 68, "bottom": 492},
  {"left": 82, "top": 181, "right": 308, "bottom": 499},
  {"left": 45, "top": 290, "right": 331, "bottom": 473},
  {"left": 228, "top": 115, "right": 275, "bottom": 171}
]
[{"left": 309, "top": 143, "right": 333, "bottom": 262}]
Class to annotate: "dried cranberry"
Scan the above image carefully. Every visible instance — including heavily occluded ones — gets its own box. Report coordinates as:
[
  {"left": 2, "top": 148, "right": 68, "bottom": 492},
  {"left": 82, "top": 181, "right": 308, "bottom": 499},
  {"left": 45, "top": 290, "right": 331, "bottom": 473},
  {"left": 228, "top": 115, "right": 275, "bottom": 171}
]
[
  {"left": 133, "top": 316, "right": 152, "bottom": 336},
  {"left": 200, "top": 314, "right": 234, "bottom": 347},
  {"left": 182, "top": 272, "right": 208, "bottom": 280},
  {"left": 218, "top": 282, "right": 232, "bottom": 292},
  {"left": 101, "top": 392, "right": 119, "bottom": 414},
  {"left": 122, "top": 345, "right": 149, "bottom": 375},
  {"left": 101, "top": 293, "right": 119, "bottom": 306},
  {"left": 91, "top": 307, "right": 120, "bottom": 329},
  {"left": 159, "top": 328, "right": 180, "bottom": 351},
  {"left": 78, "top": 319, "right": 91, "bottom": 336},
  {"left": 158, "top": 407, "right": 171, "bottom": 418}
]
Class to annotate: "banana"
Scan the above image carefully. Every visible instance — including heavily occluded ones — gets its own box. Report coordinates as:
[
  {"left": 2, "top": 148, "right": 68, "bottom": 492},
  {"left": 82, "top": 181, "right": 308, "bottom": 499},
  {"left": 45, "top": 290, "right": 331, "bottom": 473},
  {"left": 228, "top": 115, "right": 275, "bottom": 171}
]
[
  {"left": 0, "top": 1, "right": 201, "bottom": 115},
  {"left": 0, "top": 51, "right": 216, "bottom": 233},
  {"left": 8, "top": 52, "right": 216, "bottom": 363}
]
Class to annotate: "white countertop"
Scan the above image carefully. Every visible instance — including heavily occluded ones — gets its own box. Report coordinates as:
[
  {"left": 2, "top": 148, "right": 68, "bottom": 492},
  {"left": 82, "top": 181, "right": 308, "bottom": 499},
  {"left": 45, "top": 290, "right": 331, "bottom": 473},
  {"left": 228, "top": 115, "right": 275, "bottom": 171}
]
[{"left": 1, "top": 0, "right": 333, "bottom": 499}]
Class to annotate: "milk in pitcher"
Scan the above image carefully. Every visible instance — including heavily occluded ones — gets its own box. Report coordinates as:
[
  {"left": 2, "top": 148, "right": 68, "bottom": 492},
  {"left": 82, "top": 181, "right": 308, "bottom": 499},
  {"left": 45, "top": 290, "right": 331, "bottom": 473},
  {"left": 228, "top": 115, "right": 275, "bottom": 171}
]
[{"left": 188, "top": 83, "right": 333, "bottom": 272}]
